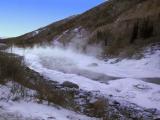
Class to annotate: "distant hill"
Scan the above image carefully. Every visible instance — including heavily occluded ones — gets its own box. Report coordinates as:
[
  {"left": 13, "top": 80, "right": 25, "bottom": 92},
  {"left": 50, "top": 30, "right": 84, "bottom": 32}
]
[
  {"left": 0, "top": 38, "right": 6, "bottom": 43},
  {"left": 4, "top": 0, "right": 160, "bottom": 57}
]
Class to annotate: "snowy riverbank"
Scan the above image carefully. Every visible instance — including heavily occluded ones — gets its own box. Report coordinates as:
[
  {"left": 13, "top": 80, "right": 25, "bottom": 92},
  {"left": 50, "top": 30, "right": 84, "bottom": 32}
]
[{"left": 7, "top": 45, "right": 160, "bottom": 112}]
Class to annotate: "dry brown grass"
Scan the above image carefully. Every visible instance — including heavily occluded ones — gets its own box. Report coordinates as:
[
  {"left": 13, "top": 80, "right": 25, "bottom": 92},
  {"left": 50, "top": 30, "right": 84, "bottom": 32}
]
[
  {"left": 0, "top": 52, "right": 25, "bottom": 83},
  {"left": 87, "top": 98, "right": 108, "bottom": 118}
]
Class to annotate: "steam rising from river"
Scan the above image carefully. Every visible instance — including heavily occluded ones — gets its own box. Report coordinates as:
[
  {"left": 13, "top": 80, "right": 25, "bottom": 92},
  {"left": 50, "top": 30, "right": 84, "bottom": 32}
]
[
  {"left": 8, "top": 27, "right": 105, "bottom": 72},
  {"left": 8, "top": 44, "right": 111, "bottom": 82},
  {"left": 8, "top": 41, "right": 160, "bottom": 80}
]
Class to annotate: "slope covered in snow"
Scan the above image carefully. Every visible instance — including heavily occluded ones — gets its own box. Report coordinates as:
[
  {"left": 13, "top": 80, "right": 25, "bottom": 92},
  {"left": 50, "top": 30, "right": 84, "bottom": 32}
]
[
  {"left": 0, "top": 101, "right": 97, "bottom": 120},
  {"left": 0, "top": 83, "right": 98, "bottom": 120},
  {"left": 7, "top": 45, "right": 160, "bottom": 112}
]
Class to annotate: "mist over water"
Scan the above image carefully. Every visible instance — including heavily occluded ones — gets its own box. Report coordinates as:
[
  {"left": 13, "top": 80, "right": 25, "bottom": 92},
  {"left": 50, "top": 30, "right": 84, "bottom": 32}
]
[
  {"left": 8, "top": 34, "right": 104, "bottom": 72},
  {"left": 7, "top": 41, "right": 160, "bottom": 81},
  {"left": 10, "top": 45, "right": 100, "bottom": 67},
  {"left": 8, "top": 45, "right": 112, "bottom": 81}
]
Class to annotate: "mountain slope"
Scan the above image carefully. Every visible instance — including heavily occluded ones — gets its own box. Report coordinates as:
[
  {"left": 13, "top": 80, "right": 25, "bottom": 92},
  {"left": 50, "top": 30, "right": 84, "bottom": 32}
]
[{"left": 4, "top": 0, "right": 160, "bottom": 57}]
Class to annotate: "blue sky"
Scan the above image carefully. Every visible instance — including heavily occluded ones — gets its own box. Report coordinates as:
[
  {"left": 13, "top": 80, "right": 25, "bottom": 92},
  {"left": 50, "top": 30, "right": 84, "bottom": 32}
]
[{"left": 0, "top": 0, "right": 104, "bottom": 37}]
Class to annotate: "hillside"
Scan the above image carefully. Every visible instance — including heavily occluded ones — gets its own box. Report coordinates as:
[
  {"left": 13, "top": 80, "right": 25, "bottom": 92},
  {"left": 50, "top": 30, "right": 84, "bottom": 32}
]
[
  {"left": 3, "top": 0, "right": 160, "bottom": 55},
  {"left": 4, "top": 0, "right": 160, "bottom": 57}
]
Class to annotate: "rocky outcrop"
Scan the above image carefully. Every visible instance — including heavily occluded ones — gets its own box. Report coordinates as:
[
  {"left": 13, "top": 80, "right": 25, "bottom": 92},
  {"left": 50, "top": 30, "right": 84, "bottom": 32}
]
[{"left": 62, "top": 81, "right": 79, "bottom": 89}]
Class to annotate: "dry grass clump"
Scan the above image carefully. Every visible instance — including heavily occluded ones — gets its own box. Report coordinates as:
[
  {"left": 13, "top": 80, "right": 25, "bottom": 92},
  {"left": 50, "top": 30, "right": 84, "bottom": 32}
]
[{"left": 0, "top": 52, "right": 25, "bottom": 83}]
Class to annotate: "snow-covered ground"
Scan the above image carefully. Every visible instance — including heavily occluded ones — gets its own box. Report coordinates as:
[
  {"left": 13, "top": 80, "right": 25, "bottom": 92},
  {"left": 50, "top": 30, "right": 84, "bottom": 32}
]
[
  {"left": 0, "top": 83, "right": 98, "bottom": 120},
  {"left": 7, "top": 45, "right": 160, "bottom": 111},
  {"left": 0, "top": 101, "right": 97, "bottom": 120}
]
